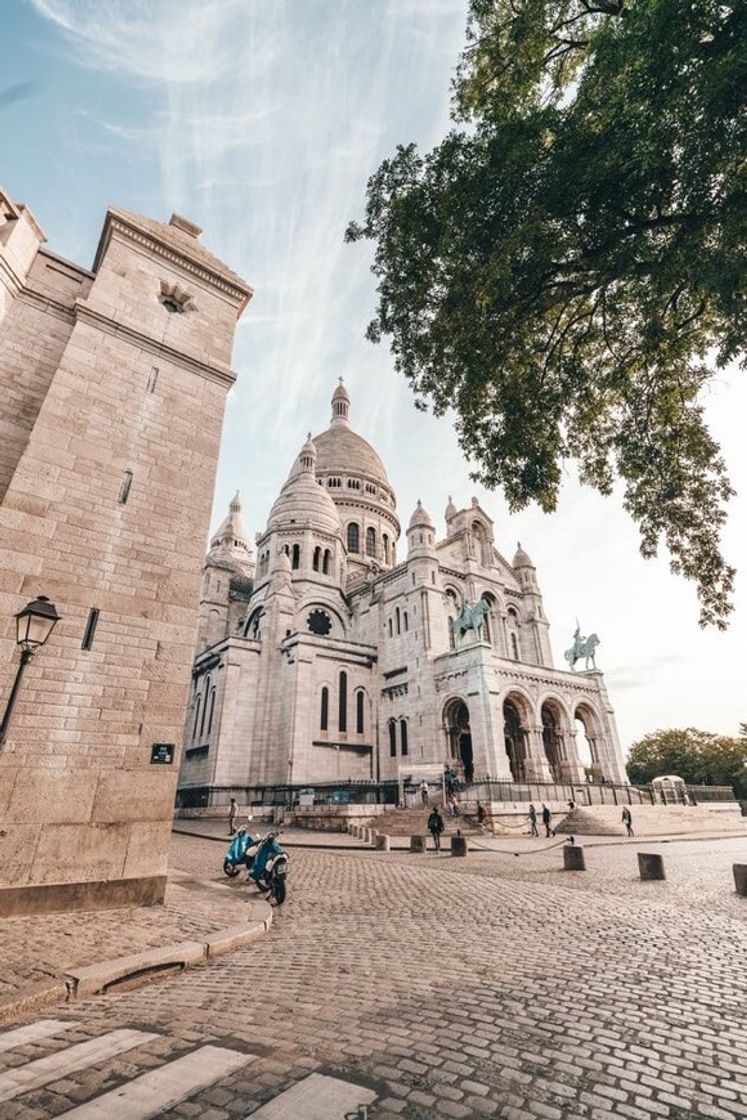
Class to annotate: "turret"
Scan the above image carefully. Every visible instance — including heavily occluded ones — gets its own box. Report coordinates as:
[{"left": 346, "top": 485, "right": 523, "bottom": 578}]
[
  {"left": 407, "top": 500, "right": 436, "bottom": 560},
  {"left": 330, "top": 377, "right": 351, "bottom": 427},
  {"left": 512, "top": 542, "right": 552, "bottom": 667},
  {"left": 196, "top": 491, "right": 255, "bottom": 652}
]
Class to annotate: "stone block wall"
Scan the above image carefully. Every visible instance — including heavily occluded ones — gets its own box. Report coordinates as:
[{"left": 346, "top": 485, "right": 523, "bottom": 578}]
[{"left": 0, "top": 195, "right": 252, "bottom": 915}]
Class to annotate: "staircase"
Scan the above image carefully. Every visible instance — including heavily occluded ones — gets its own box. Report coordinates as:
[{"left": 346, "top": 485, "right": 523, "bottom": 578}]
[
  {"left": 556, "top": 803, "right": 746, "bottom": 838},
  {"left": 363, "top": 805, "right": 483, "bottom": 838}
]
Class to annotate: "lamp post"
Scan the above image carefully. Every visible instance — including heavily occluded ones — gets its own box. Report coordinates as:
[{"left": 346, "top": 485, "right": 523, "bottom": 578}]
[{"left": 0, "top": 595, "right": 60, "bottom": 744}]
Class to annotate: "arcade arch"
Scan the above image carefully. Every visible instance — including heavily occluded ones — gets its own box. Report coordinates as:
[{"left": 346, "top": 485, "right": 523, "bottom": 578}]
[
  {"left": 575, "top": 702, "right": 602, "bottom": 773},
  {"left": 540, "top": 699, "right": 566, "bottom": 781},
  {"left": 503, "top": 692, "right": 532, "bottom": 781},
  {"left": 443, "top": 697, "right": 473, "bottom": 783}
]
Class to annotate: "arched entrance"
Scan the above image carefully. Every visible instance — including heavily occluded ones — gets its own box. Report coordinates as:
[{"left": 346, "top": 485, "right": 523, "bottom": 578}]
[
  {"left": 541, "top": 702, "right": 564, "bottom": 781},
  {"left": 444, "top": 698, "right": 473, "bottom": 783},
  {"left": 503, "top": 698, "right": 527, "bottom": 781}
]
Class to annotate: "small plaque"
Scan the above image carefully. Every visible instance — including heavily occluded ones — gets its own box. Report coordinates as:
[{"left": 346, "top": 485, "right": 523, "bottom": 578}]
[{"left": 150, "top": 743, "right": 175, "bottom": 765}]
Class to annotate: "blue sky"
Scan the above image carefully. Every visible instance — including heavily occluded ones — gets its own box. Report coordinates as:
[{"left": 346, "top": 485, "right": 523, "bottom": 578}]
[{"left": 2, "top": 0, "right": 745, "bottom": 747}]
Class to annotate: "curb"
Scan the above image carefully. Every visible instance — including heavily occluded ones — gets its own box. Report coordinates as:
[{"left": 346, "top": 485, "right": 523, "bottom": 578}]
[
  {"left": 0, "top": 900, "right": 272, "bottom": 1025},
  {"left": 172, "top": 826, "right": 369, "bottom": 851}
]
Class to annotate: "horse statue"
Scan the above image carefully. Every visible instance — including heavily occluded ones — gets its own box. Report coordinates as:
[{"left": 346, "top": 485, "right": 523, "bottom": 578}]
[
  {"left": 564, "top": 628, "right": 600, "bottom": 672},
  {"left": 451, "top": 596, "right": 490, "bottom": 645}
]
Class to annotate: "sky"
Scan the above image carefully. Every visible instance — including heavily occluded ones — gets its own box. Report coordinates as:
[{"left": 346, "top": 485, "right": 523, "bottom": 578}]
[{"left": 1, "top": 0, "right": 745, "bottom": 750}]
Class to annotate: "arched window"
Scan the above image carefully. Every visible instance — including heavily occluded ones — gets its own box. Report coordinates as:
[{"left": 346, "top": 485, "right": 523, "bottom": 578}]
[
  {"left": 356, "top": 690, "right": 365, "bottom": 734},
  {"left": 366, "top": 527, "right": 376, "bottom": 557},
  {"left": 403, "top": 611, "right": 409, "bottom": 632},
  {"left": 292, "top": 543, "right": 300, "bottom": 570},
  {"left": 395, "top": 607, "right": 401, "bottom": 635},
  {"left": 199, "top": 676, "right": 211, "bottom": 738},
  {"left": 320, "top": 687, "right": 329, "bottom": 731},
  {"left": 388, "top": 719, "right": 397, "bottom": 757},
  {"left": 323, "top": 549, "right": 331, "bottom": 575},
  {"left": 338, "top": 670, "right": 347, "bottom": 732},
  {"left": 507, "top": 608, "right": 521, "bottom": 660},
  {"left": 383, "top": 534, "right": 389, "bottom": 564},
  {"left": 192, "top": 695, "right": 202, "bottom": 740},
  {"left": 388, "top": 618, "right": 393, "bottom": 638},
  {"left": 347, "top": 523, "right": 360, "bottom": 553},
  {"left": 313, "top": 546, "right": 321, "bottom": 571},
  {"left": 400, "top": 719, "right": 408, "bottom": 756},
  {"left": 206, "top": 687, "right": 216, "bottom": 734}
]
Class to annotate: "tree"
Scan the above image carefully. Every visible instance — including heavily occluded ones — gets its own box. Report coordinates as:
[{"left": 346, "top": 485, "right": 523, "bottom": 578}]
[
  {"left": 347, "top": 0, "right": 746, "bottom": 628},
  {"left": 626, "top": 726, "right": 747, "bottom": 798}
]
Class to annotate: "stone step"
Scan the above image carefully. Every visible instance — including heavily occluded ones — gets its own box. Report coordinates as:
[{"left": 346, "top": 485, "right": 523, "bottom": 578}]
[
  {"left": 555, "top": 804, "right": 745, "bottom": 837},
  {"left": 363, "top": 808, "right": 483, "bottom": 837}
]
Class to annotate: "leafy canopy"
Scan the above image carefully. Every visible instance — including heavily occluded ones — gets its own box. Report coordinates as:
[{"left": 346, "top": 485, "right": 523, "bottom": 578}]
[
  {"left": 347, "top": 0, "right": 746, "bottom": 627},
  {"left": 626, "top": 725, "right": 747, "bottom": 798}
]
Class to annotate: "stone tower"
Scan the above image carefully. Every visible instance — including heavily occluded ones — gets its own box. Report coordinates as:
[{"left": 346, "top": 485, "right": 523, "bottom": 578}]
[{"left": 0, "top": 189, "right": 252, "bottom": 915}]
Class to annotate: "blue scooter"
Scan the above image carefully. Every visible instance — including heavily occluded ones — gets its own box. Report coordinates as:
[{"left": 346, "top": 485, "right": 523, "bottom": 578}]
[
  {"left": 248, "top": 829, "right": 289, "bottom": 905},
  {"left": 222, "top": 822, "right": 289, "bottom": 904}
]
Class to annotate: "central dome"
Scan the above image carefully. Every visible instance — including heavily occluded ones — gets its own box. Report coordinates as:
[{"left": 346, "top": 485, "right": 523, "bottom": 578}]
[{"left": 312, "top": 379, "right": 392, "bottom": 494}]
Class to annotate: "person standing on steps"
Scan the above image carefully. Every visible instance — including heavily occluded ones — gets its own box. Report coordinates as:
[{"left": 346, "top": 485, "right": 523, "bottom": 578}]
[
  {"left": 420, "top": 780, "right": 429, "bottom": 807},
  {"left": 528, "top": 803, "right": 539, "bottom": 837},
  {"left": 228, "top": 797, "right": 238, "bottom": 836},
  {"left": 427, "top": 806, "right": 444, "bottom": 851},
  {"left": 622, "top": 806, "right": 634, "bottom": 837},
  {"left": 542, "top": 803, "right": 553, "bottom": 838}
]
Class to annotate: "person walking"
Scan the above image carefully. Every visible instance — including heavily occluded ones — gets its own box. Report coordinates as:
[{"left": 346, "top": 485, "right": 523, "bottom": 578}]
[
  {"left": 476, "top": 800, "right": 487, "bottom": 830},
  {"left": 420, "top": 780, "right": 429, "bottom": 807},
  {"left": 528, "top": 803, "right": 539, "bottom": 837},
  {"left": 228, "top": 797, "right": 238, "bottom": 836},
  {"left": 542, "top": 803, "right": 553, "bottom": 838},
  {"left": 447, "top": 793, "right": 460, "bottom": 817},
  {"left": 427, "top": 807, "right": 445, "bottom": 851},
  {"left": 622, "top": 806, "right": 634, "bottom": 837}
]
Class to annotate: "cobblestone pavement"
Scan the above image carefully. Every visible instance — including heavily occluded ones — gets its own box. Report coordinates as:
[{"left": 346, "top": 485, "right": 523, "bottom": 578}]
[{"left": 1, "top": 833, "right": 746, "bottom": 1119}]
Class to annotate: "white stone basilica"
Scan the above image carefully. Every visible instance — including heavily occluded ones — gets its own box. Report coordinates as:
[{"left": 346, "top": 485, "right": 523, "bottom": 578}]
[{"left": 177, "top": 382, "right": 626, "bottom": 804}]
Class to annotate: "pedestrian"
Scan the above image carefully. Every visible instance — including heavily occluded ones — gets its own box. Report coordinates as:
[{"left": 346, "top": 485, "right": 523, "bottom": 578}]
[
  {"left": 542, "top": 803, "right": 553, "bottom": 838},
  {"left": 476, "top": 800, "right": 487, "bottom": 829},
  {"left": 622, "top": 806, "right": 634, "bottom": 837},
  {"left": 528, "top": 803, "right": 539, "bottom": 837},
  {"left": 228, "top": 797, "right": 238, "bottom": 836},
  {"left": 427, "top": 807, "right": 444, "bottom": 851},
  {"left": 447, "top": 793, "right": 460, "bottom": 817},
  {"left": 420, "top": 780, "right": 429, "bottom": 807}
]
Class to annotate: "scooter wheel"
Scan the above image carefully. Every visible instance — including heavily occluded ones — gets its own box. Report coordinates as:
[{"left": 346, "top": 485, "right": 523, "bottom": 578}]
[
  {"left": 272, "top": 877, "right": 287, "bottom": 905},
  {"left": 223, "top": 859, "right": 241, "bottom": 878}
]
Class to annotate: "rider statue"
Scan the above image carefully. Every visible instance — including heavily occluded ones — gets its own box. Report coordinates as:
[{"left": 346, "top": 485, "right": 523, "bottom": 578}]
[{"left": 564, "top": 621, "right": 600, "bottom": 672}]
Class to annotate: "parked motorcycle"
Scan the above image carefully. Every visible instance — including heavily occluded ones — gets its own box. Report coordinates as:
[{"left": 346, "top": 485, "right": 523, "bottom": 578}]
[{"left": 248, "top": 829, "right": 289, "bottom": 905}]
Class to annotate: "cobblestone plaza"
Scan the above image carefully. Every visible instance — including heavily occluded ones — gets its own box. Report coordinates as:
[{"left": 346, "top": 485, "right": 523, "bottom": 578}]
[{"left": 1, "top": 831, "right": 745, "bottom": 1119}]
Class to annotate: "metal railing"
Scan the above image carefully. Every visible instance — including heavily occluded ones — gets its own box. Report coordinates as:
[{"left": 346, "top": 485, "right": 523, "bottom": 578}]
[{"left": 175, "top": 778, "right": 738, "bottom": 810}]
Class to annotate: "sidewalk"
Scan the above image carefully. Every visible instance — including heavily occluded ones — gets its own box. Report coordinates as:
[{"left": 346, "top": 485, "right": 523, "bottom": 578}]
[{"left": 0, "top": 847, "right": 261, "bottom": 1023}]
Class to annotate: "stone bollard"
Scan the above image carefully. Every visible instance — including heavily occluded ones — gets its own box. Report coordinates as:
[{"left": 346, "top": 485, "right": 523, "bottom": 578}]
[
  {"left": 410, "top": 835, "right": 426, "bottom": 854},
  {"left": 375, "top": 834, "right": 390, "bottom": 851},
  {"left": 638, "top": 852, "right": 666, "bottom": 881},
  {"left": 451, "top": 834, "right": 468, "bottom": 857},
  {"left": 361, "top": 828, "right": 370, "bottom": 844},
  {"left": 563, "top": 845, "right": 586, "bottom": 871},
  {"left": 370, "top": 829, "right": 379, "bottom": 846},
  {"left": 733, "top": 865, "right": 747, "bottom": 897}
]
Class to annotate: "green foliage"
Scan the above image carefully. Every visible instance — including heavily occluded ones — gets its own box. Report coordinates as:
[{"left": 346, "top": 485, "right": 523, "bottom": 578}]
[
  {"left": 347, "top": 0, "right": 746, "bottom": 627},
  {"left": 626, "top": 726, "right": 747, "bottom": 798}
]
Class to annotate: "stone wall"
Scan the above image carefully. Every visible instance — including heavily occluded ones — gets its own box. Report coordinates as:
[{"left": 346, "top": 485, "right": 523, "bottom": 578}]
[{"left": 0, "top": 196, "right": 251, "bottom": 915}]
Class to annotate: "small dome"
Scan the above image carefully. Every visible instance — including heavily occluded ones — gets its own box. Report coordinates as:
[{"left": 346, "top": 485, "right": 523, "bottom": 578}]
[
  {"left": 408, "top": 499, "right": 434, "bottom": 531},
  {"left": 332, "top": 378, "right": 351, "bottom": 404},
  {"left": 513, "top": 542, "right": 534, "bottom": 568},
  {"left": 267, "top": 437, "right": 342, "bottom": 536},
  {"left": 445, "top": 495, "right": 457, "bottom": 521}
]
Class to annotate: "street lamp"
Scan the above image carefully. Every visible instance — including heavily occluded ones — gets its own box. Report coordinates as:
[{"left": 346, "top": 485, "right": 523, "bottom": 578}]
[{"left": 0, "top": 596, "right": 60, "bottom": 743}]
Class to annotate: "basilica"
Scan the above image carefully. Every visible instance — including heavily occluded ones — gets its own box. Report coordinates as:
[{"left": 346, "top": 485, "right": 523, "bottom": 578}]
[{"left": 176, "top": 381, "right": 627, "bottom": 805}]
